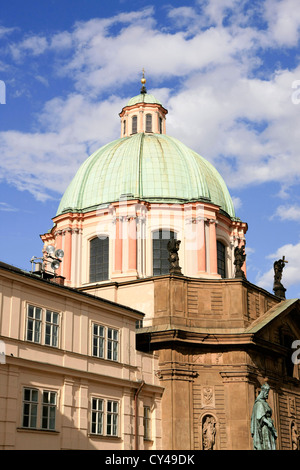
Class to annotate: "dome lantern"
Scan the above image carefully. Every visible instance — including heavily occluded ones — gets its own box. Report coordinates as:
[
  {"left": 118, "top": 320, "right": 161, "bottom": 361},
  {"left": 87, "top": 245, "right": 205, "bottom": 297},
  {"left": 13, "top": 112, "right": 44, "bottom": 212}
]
[{"left": 119, "top": 73, "right": 168, "bottom": 137}]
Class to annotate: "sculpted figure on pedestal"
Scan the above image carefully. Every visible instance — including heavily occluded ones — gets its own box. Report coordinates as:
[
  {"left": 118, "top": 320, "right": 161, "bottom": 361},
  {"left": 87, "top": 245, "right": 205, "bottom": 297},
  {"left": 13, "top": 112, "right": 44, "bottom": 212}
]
[{"left": 251, "top": 383, "right": 277, "bottom": 450}]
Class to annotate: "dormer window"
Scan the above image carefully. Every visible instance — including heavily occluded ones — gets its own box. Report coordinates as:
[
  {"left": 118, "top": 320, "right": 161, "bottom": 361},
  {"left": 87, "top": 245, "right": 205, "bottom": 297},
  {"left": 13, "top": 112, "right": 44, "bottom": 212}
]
[
  {"left": 132, "top": 116, "right": 137, "bottom": 134},
  {"left": 146, "top": 114, "right": 152, "bottom": 133}
]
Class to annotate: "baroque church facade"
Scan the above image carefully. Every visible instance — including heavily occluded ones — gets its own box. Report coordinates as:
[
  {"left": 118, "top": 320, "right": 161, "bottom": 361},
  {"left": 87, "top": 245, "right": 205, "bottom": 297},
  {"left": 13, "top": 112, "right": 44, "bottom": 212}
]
[{"left": 1, "top": 75, "right": 300, "bottom": 450}]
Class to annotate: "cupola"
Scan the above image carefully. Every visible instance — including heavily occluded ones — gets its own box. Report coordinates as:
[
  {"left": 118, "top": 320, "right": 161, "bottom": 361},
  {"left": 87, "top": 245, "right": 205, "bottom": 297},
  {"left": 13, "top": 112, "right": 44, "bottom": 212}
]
[{"left": 119, "top": 70, "right": 168, "bottom": 137}]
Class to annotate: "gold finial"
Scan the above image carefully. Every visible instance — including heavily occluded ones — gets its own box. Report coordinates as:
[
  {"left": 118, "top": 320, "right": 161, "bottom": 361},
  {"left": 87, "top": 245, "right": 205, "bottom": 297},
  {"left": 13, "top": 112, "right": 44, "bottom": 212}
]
[
  {"left": 141, "top": 68, "right": 146, "bottom": 85},
  {"left": 140, "top": 68, "right": 147, "bottom": 94}
]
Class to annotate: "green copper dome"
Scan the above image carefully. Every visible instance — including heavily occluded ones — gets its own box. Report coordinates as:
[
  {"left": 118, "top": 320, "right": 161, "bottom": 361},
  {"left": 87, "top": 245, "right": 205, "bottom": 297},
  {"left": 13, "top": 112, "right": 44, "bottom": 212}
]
[
  {"left": 127, "top": 93, "right": 162, "bottom": 106},
  {"left": 56, "top": 133, "right": 236, "bottom": 218}
]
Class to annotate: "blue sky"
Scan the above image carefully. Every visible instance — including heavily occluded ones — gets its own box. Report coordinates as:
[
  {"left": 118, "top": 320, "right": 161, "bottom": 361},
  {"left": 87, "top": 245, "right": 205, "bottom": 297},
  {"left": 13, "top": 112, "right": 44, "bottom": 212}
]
[{"left": 1, "top": 0, "right": 300, "bottom": 298}]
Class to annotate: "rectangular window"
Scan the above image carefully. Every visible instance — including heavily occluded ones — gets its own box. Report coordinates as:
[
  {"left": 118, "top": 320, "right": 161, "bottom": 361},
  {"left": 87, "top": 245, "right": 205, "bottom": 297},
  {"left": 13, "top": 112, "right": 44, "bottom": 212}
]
[
  {"left": 92, "top": 324, "right": 119, "bottom": 361},
  {"left": 91, "top": 398, "right": 104, "bottom": 435},
  {"left": 90, "top": 236, "right": 109, "bottom": 283},
  {"left": 146, "top": 114, "right": 152, "bottom": 132},
  {"left": 22, "top": 388, "right": 38, "bottom": 428},
  {"left": 26, "top": 305, "right": 42, "bottom": 343},
  {"left": 45, "top": 310, "right": 59, "bottom": 347},
  {"left": 152, "top": 229, "right": 176, "bottom": 276},
  {"left": 22, "top": 388, "right": 57, "bottom": 431},
  {"left": 42, "top": 391, "right": 57, "bottom": 430},
  {"left": 90, "top": 398, "right": 119, "bottom": 437},
  {"left": 93, "top": 324, "right": 105, "bottom": 358},
  {"left": 107, "top": 400, "right": 118, "bottom": 436},
  {"left": 26, "top": 305, "right": 60, "bottom": 347},
  {"left": 143, "top": 406, "right": 151, "bottom": 439},
  {"left": 107, "top": 328, "right": 119, "bottom": 361},
  {"left": 132, "top": 115, "right": 137, "bottom": 134}
]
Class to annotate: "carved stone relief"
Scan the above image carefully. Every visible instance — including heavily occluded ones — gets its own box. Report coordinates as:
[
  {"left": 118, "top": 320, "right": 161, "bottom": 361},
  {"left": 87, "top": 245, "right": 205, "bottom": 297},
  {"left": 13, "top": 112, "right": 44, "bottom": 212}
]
[
  {"left": 201, "top": 386, "right": 215, "bottom": 408},
  {"left": 291, "top": 420, "right": 299, "bottom": 450}
]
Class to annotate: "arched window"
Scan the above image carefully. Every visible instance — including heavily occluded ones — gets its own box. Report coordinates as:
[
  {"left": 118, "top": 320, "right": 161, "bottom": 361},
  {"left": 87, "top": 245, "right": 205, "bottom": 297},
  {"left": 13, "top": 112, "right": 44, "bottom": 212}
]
[
  {"left": 90, "top": 236, "right": 109, "bottom": 282},
  {"left": 132, "top": 115, "right": 137, "bottom": 134},
  {"left": 123, "top": 119, "right": 126, "bottom": 136},
  {"left": 152, "top": 229, "right": 176, "bottom": 276},
  {"left": 146, "top": 114, "right": 152, "bottom": 132},
  {"left": 217, "top": 241, "right": 226, "bottom": 278}
]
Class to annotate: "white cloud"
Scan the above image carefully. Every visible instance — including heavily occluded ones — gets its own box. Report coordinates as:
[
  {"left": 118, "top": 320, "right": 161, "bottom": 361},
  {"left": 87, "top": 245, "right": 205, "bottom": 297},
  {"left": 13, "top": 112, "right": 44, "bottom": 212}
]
[
  {"left": 231, "top": 196, "right": 242, "bottom": 211},
  {"left": 263, "top": 0, "right": 300, "bottom": 47},
  {"left": 273, "top": 205, "right": 300, "bottom": 222},
  {"left": 1, "top": 3, "right": 300, "bottom": 203},
  {"left": 0, "top": 202, "right": 18, "bottom": 212},
  {"left": 9, "top": 35, "right": 49, "bottom": 61},
  {"left": 0, "top": 94, "right": 124, "bottom": 201}
]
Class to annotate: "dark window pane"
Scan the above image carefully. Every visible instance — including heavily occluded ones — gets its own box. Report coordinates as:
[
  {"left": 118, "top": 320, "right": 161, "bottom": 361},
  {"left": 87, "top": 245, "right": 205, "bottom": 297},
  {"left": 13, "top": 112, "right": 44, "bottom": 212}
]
[
  {"left": 217, "top": 241, "right": 226, "bottom": 278},
  {"left": 132, "top": 116, "right": 137, "bottom": 134},
  {"left": 90, "top": 237, "right": 109, "bottom": 282},
  {"left": 152, "top": 230, "right": 176, "bottom": 276},
  {"left": 146, "top": 114, "right": 152, "bottom": 132}
]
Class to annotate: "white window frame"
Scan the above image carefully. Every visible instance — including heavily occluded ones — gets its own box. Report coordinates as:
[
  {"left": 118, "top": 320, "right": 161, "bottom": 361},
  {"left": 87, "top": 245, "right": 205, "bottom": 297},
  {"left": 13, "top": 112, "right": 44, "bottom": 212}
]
[
  {"left": 25, "top": 304, "right": 60, "bottom": 348},
  {"left": 92, "top": 323, "right": 119, "bottom": 362},
  {"left": 22, "top": 387, "right": 58, "bottom": 431},
  {"left": 143, "top": 405, "right": 151, "bottom": 440},
  {"left": 90, "top": 397, "right": 119, "bottom": 437},
  {"left": 91, "top": 397, "right": 104, "bottom": 435},
  {"left": 41, "top": 390, "right": 57, "bottom": 430},
  {"left": 22, "top": 387, "right": 39, "bottom": 429},
  {"left": 26, "top": 305, "right": 42, "bottom": 343}
]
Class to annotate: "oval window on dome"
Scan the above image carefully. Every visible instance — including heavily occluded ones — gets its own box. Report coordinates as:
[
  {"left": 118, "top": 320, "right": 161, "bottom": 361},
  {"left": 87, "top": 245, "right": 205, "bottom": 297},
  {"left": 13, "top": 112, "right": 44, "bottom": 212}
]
[
  {"left": 90, "top": 236, "right": 109, "bottom": 282},
  {"left": 132, "top": 115, "right": 137, "bottom": 134}
]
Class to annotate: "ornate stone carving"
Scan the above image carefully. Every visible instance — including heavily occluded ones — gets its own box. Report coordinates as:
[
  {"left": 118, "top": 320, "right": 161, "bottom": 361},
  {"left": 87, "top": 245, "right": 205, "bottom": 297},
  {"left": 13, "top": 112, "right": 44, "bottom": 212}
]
[
  {"left": 202, "top": 415, "right": 216, "bottom": 450},
  {"left": 273, "top": 256, "right": 288, "bottom": 299},
  {"left": 288, "top": 396, "right": 296, "bottom": 417},
  {"left": 202, "top": 386, "right": 215, "bottom": 408},
  {"left": 291, "top": 420, "right": 299, "bottom": 450},
  {"left": 234, "top": 244, "right": 246, "bottom": 279},
  {"left": 167, "top": 239, "right": 183, "bottom": 275}
]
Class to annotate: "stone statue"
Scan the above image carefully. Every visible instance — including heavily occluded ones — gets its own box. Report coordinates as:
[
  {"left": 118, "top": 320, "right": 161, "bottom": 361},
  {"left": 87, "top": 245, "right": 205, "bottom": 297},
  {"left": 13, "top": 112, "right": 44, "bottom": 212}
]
[
  {"left": 273, "top": 256, "right": 288, "bottom": 299},
  {"left": 202, "top": 415, "right": 216, "bottom": 450},
  {"left": 251, "top": 383, "right": 277, "bottom": 450},
  {"left": 291, "top": 421, "right": 299, "bottom": 450},
  {"left": 167, "top": 239, "right": 183, "bottom": 275},
  {"left": 234, "top": 244, "right": 246, "bottom": 279}
]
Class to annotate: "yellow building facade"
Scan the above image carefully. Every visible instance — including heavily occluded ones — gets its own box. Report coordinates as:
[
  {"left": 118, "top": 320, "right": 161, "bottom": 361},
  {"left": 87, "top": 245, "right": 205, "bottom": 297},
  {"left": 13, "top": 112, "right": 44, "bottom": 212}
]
[{"left": 0, "top": 261, "right": 163, "bottom": 450}]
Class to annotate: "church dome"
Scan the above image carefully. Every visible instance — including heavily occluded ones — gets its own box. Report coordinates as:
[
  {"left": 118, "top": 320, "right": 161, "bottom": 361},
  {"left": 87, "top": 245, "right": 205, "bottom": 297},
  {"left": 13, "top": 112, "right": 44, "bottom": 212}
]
[
  {"left": 56, "top": 132, "right": 235, "bottom": 218},
  {"left": 126, "top": 93, "right": 162, "bottom": 106}
]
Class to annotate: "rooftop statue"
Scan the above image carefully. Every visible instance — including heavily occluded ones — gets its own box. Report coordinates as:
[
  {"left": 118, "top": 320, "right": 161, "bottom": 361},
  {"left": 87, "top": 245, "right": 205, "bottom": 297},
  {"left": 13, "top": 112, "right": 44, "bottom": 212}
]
[
  {"left": 234, "top": 244, "right": 246, "bottom": 279},
  {"left": 273, "top": 256, "right": 288, "bottom": 299},
  {"left": 167, "top": 239, "right": 183, "bottom": 276},
  {"left": 251, "top": 383, "right": 277, "bottom": 450}
]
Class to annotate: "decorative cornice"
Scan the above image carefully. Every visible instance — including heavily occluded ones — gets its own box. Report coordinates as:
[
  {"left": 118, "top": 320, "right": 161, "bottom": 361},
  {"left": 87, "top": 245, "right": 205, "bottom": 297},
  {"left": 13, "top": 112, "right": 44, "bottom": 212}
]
[{"left": 156, "top": 367, "right": 198, "bottom": 382}]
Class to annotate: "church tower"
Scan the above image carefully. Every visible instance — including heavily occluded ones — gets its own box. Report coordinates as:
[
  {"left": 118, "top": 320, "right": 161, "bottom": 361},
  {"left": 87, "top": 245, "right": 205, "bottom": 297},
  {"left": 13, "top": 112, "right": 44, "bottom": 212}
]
[
  {"left": 39, "top": 74, "right": 300, "bottom": 450},
  {"left": 41, "top": 73, "right": 247, "bottom": 304}
]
